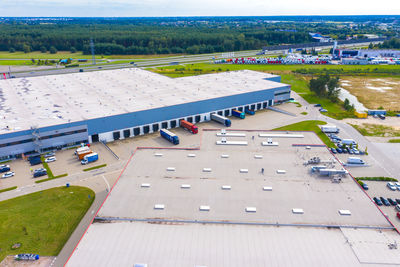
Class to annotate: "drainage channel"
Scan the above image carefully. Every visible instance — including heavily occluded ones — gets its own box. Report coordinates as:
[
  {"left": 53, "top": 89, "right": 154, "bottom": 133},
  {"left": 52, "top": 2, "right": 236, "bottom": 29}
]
[{"left": 94, "top": 217, "right": 395, "bottom": 230}]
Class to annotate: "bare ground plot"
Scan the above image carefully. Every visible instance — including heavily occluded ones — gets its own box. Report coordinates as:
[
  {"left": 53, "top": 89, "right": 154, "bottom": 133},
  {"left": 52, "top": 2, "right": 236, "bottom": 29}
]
[
  {"left": 0, "top": 256, "right": 55, "bottom": 267},
  {"left": 340, "top": 77, "right": 400, "bottom": 111}
]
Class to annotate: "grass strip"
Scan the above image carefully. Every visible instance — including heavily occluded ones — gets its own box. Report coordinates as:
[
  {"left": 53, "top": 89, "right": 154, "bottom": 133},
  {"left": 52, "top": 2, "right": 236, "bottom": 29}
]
[
  {"left": 273, "top": 120, "right": 334, "bottom": 147},
  {"left": 83, "top": 164, "right": 107, "bottom": 172},
  {"left": 356, "top": 177, "right": 398, "bottom": 182},
  {"left": 40, "top": 156, "right": 54, "bottom": 178},
  {"left": 0, "top": 186, "right": 17, "bottom": 194},
  {"left": 388, "top": 139, "right": 400, "bottom": 143}
]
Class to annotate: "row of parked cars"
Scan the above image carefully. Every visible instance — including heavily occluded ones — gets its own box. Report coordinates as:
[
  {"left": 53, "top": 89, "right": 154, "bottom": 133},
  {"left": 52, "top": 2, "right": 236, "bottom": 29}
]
[
  {"left": 330, "top": 147, "right": 363, "bottom": 155},
  {"left": 373, "top": 196, "right": 400, "bottom": 207},
  {"left": 387, "top": 182, "right": 400, "bottom": 191},
  {"left": 0, "top": 164, "right": 15, "bottom": 179}
]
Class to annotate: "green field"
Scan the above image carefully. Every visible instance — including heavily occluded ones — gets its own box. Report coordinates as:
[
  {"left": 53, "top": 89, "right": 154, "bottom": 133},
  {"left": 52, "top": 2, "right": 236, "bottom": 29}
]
[
  {"left": 152, "top": 64, "right": 356, "bottom": 120},
  {"left": 273, "top": 120, "right": 334, "bottom": 147},
  {"left": 0, "top": 186, "right": 95, "bottom": 261},
  {"left": 0, "top": 51, "right": 103, "bottom": 60},
  {"left": 0, "top": 60, "right": 33, "bottom": 66},
  {"left": 152, "top": 63, "right": 400, "bottom": 76}
]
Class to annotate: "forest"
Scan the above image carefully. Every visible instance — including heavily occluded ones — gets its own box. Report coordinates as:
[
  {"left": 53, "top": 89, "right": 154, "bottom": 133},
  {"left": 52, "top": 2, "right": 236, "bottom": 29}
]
[{"left": 0, "top": 16, "right": 397, "bottom": 55}]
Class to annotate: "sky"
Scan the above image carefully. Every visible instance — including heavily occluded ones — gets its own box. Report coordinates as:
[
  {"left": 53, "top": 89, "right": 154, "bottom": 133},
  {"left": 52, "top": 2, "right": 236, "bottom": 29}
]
[{"left": 1, "top": 0, "right": 400, "bottom": 17}]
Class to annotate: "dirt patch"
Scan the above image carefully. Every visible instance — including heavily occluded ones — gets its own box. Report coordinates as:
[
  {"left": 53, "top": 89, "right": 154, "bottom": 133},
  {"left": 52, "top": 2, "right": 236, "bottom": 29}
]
[
  {"left": 340, "top": 77, "right": 400, "bottom": 110},
  {"left": 0, "top": 256, "right": 55, "bottom": 267},
  {"left": 347, "top": 121, "right": 400, "bottom": 137}
]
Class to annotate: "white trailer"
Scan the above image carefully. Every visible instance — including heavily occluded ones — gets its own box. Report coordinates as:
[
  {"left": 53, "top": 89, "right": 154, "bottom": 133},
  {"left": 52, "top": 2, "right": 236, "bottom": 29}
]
[{"left": 321, "top": 125, "right": 339, "bottom": 133}]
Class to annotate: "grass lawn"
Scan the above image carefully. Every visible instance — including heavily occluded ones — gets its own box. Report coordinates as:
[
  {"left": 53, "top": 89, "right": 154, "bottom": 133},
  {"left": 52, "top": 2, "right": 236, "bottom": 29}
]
[
  {"left": 0, "top": 60, "right": 33, "bottom": 66},
  {"left": 388, "top": 139, "right": 400, "bottom": 143},
  {"left": 0, "top": 186, "right": 95, "bottom": 261},
  {"left": 0, "top": 51, "right": 103, "bottom": 60},
  {"left": 273, "top": 120, "right": 334, "bottom": 147},
  {"left": 152, "top": 63, "right": 400, "bottom": 76},
  {"left": 350, "top": 123, "right": 400, "bottom": 137}
]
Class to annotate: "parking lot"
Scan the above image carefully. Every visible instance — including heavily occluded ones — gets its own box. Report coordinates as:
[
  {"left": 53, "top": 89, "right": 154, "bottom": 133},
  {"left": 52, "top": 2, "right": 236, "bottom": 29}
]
[
  {"left": 364, "top": 180, "right": 400, "bottom": 230},
  {"left": 0, "top": 142, "right": 119, "bottom": 191},
  {"left": 99, "top": 130, "right": 390, "bottom": 228}
]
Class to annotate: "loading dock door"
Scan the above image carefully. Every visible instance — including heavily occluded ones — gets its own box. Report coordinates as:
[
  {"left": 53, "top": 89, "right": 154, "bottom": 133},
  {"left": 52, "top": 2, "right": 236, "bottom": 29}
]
[
  {"left": 195, "top": 115, "right": 201, "bottom": 123},
  {"left": 133, "top": 127, "right": 140, "bottom": 136},
  {"left": 143, "top": 125, "right": 150, "bottom": 134},
  {"left": 152, "top": 124, "right": 159, "bottom": 132},
  {"left": 170, "top": 120, "right": 177, "bottom": 128},
  {"left": 187, "top": 117, "right": 193, "bottom": 123},
  {"left": 123, "top": 129, "right": 131, "bottom": 138},
  {"left": 91, "top": 134, "right": 99, "bottom": 142},
  {"left": 113, "top": 131, "right": 121, "bottom": 140}
]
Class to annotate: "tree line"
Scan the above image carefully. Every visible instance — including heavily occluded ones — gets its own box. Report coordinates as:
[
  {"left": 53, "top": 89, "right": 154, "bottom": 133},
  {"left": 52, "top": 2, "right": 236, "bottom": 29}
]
[{"left": 0, "top": 18, "right": 396, "bottom": 55}]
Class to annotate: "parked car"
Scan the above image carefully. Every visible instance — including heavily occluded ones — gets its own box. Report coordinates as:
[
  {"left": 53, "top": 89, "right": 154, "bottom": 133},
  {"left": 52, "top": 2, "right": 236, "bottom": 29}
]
[
  {"left": 336, "top": 148, "right": 343, "bottom": 153},
  {"left": 388, "top": 198, "right": 397, "bottom": 206},
  {"left": 378, "top": 114, "right": 386, "bottom": 120},
  {"left": 330, "top": 148, "right": 337, "bottom": 154},
  {"left": 387, "top": 182, "right": 397, "bottom": 191},
  {"left": 362, "top": 183, "right": 369, "bottom": 190},
  {"left": 314, "top": 104, "right": 322, "bottom": 107},
  {"left": 374, "top": 197, "right": 383, "bottom": 206},
  {"left": 348, "top": 149, "right": 354, "bottom": 154},
  {"left": 33, "top": 168, "right": 46, "bottom": 173},
  {"left": 2, "top": 171, "right": 15, "bottom": 178},
  {"left": 380, "top": 197, "right": 390, "bottom": 206},
  {"left": 44, "top": 157, "right": 56, "bottom": 163},
  {"left": 33, "top": 170, "right": 47, "bottom": 178},
  {"left": 342, "top": 148, "right": 348, "bottom": 154},
  {"left": 0, "top": 164, "right": 10, "bottom": 173},
  {"left": 396, "top": 204, "right": 400, "bottom": 212},
  {"left": 396, "top": 199, "right": 400, "bottom": 205},
  {"left": 44, "top": 152, "right": 55, "bottom": 158},
  {"left": 319, "top": 108, "right": 328, "bottom": 112},
  {"left": 397, "top": 212, "right": 400, "bottom": 220}
]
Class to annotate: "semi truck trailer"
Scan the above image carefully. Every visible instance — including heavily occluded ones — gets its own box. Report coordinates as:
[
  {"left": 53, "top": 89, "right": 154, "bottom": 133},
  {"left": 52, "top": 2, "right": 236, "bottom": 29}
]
[
  {"left": 320, "top": 125, "right": 339, "bottom": 133},
  {"left": 160, "top": 129, "right": 180, "bottom": 145},
  {"left": 180, "top": 120, "right": 198, "bottom": 134},
  {"left": 232, "top": 109, "right": 245, "bottom": 119},
  {"left": 77, "top": 150, "right": 93, "bottom": 160},
  {"left": 81, "top": 153, "right": 99, "bottom": 165},
  {"left": 211, "top": 113, "right": 231, "bottom": 127},
  {"left": 245, "top": 108, "right": 255, "bottom": 115}
]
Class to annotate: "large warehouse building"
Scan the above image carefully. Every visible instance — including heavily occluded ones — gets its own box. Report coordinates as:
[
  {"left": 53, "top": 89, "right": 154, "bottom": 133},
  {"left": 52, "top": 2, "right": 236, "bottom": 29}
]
[{"left": 0, "top": 68, "right": 290, "bottom": 159}]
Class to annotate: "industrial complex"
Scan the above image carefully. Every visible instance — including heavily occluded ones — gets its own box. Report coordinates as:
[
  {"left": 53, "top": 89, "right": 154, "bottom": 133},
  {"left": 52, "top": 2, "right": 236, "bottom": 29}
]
[
  {"left": 66, "top": 130, "right": 400, "bottom": 267},
  {"left": 0, "top": 69, "right": 290, "bottom": 159}
]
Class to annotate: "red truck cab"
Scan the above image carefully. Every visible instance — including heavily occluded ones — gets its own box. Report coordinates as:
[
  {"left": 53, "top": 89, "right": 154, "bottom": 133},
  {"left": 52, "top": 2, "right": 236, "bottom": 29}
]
[{"left": 180, "top": 120, "right": 198, "bottom": 134}]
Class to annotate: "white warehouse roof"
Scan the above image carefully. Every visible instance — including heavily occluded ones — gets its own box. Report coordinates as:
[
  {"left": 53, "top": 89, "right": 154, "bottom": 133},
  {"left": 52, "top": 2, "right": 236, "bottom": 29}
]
[{"left": 0, "top": 69, "right": 285, "bottom": 134}]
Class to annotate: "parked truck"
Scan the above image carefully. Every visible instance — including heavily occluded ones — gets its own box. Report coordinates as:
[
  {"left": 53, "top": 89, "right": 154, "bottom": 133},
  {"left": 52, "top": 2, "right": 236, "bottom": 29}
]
[
  {"left": 75, "top": 146, "right": 90, "bottom": 155},
  {"left": 321, "top": 125, "right": 339, "bottom": 133},
  {"left": 232, "top": 109, "right": 245, "bottom": 119},
  {"left": 342, "top": 139, "right": 356, "bottom": 146},
  {"left": 211, "top": 113, "right": 231, "bottom": 127},
  {"left": 160, "top": 129, "right": 180, "bottom": 145},
  {"left": 81, "top": 153, "right": 99, "bottom": 165},
  {"left": 347, "top": 157, "right": 365, "bottom": 165},
  {"left": 245, "top": 108, "right": 255, "bottom": 115},
  {"left": 77, "top": 150, "right": 93, "bottom": 160},
  {"left": 180, "top": 120, "right": 198, "bottom": 134}
]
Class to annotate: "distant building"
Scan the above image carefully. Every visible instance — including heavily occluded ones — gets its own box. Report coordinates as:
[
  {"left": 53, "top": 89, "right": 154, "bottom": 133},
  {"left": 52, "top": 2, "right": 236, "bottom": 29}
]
[
  {"left": 358, "top": 49, "right": 400, "bottom": 58},
  {"left": 341, "top": 58, "right": 369, "bottom": 65},
  {"left": 309, "top": 33, "right": 333, "bottom": 43}
]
